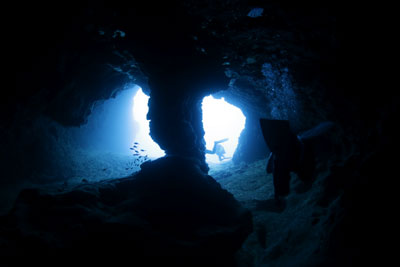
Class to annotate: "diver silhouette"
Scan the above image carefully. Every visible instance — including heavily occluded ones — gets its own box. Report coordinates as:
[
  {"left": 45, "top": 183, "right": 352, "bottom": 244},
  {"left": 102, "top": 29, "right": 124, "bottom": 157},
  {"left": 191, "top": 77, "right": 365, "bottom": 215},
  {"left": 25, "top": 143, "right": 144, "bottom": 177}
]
[
  {"left": 205, "top": 138, "right": 231, "bottom": 161},
  {"left": 260, "top": 119, "right": 334, "bottom": 207}
]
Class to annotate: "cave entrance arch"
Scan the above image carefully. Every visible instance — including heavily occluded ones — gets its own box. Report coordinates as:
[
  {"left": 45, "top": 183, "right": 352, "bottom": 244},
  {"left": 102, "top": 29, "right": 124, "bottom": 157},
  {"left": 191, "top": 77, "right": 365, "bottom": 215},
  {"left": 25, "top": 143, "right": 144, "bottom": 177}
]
[{"left": 202, "top": 95, "right": 246, "bottom": 164}]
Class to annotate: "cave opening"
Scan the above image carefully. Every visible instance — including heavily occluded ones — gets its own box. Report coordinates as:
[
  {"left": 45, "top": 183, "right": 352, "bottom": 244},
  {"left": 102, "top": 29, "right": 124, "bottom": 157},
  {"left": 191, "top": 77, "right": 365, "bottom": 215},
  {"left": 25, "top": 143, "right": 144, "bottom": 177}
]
[
  {"left": 75, "top": 87, "right": 138, "bottom": 155},
  {"left": 132, "top": 87, "right": 165, "bottom": 159},
  {"left": 61, "top": 85, "right": 165, "bottom": 183},
  {"left": 201, "top": 95, "right": 246, "bottom": 166}
]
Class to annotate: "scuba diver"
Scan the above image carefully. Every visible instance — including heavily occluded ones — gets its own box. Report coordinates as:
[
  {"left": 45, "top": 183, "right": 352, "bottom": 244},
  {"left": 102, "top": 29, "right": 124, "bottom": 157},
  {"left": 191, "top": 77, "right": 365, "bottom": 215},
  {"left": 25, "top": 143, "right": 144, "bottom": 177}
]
[
  {"left": 260, "top": 119, "right": 334, "bottom": 207},
  {"left": 206, "top": 138, "right": 231, "bottom": 161}
]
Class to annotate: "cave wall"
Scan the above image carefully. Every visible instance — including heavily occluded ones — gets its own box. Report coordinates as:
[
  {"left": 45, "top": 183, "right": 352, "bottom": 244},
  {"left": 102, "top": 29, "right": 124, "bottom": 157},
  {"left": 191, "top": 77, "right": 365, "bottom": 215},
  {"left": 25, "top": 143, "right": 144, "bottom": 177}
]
[
  {"left": 6, "top": 1, "right": 341, "bottom": 173},
  {"left": 4, "top": 0, "right": 344, "bottom": 203},
  {"left": 191, "top": 1, "right": 342, "bottom": 164},
  {"left": 3, "top": 1, "right": 231, "bottom": 212}
]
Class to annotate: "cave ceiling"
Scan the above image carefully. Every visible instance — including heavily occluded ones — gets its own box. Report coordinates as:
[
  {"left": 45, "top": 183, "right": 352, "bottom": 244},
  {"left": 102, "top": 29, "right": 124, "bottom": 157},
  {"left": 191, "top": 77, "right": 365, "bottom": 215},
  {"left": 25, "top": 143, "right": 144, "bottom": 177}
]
[{"left": 6, "top": 1, "right": 341, "bottom": 128}]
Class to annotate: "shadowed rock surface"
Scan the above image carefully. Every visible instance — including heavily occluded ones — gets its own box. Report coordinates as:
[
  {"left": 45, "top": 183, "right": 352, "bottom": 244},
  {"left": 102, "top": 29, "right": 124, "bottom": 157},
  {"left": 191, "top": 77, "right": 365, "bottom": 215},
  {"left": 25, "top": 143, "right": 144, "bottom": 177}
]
[
  {"left": 0, "top": 156, "right": 252, "bottom": 266},
  {"left": 1, "top": 1, "right": 396, "bottom": 266}
]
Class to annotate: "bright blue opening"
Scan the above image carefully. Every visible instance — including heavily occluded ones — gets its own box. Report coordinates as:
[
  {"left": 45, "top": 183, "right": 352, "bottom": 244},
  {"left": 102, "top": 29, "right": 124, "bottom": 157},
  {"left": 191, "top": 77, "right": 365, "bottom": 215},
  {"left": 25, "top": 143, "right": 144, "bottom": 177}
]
[
  {"left": 132, "top": 88, "right": 165, "bottom": 159},
  {"left": 202, "top": 95, "right": 246, "bottom": 164}
]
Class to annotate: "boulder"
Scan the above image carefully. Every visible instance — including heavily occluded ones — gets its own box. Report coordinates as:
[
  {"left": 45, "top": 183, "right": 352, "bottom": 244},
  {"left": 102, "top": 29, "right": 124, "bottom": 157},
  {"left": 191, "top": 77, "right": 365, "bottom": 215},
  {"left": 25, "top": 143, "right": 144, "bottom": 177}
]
[{"left": 0, "top": 156, "right": 252, "bottom": 266}]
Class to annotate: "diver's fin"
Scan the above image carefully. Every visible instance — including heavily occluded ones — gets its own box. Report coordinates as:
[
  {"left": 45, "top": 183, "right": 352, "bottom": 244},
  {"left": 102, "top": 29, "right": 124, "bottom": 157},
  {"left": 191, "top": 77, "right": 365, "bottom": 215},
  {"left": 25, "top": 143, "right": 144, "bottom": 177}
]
[
  {"left": 266, "top": 152, "right": 273, "bottom": 173},
  {"left": 215, "top": 138, "right": 229, "bottom": 144}
]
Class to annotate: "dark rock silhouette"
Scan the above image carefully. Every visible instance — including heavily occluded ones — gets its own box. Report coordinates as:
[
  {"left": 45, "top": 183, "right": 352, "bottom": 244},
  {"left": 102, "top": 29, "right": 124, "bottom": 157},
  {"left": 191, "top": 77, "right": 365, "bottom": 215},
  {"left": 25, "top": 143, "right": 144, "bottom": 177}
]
[
  {"left": 0, "top": 156, "right": 252, "bottom": 266},
  {"left": 260, "top": 119, "right": 334, "bottom": 200},
  {"left": 1, "top": 1, "right": 394, "bottom": 266}
]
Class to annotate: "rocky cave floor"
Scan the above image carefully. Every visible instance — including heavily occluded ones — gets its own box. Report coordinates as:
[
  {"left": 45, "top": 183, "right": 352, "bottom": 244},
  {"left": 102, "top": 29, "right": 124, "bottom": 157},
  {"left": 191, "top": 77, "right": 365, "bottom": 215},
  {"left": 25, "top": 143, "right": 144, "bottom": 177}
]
[
  {"left": 1, "top": 154, "right": 338, "bottom": 266},
  {"left": 0, "top": 151, "right": 141, "bottom": 217},
  {"left": 210, "top": 160, "right": 334, "bottom": 266},
  {"left": 62, "top": 150, "right": 142, "bottom": 184}
]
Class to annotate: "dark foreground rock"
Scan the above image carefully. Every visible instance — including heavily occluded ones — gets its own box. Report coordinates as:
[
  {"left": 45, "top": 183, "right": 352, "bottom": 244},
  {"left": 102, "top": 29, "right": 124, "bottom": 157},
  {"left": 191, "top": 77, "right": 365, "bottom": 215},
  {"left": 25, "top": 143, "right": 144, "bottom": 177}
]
[{"left": 0, "top": 156, "right": 252, "bottom": 266}]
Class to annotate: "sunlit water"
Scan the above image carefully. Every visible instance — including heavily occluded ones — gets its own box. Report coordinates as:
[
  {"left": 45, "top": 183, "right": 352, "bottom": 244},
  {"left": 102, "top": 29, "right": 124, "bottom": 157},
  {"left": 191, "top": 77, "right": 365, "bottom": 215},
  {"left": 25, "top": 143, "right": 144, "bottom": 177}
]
[
  {"left": 202, "top": 95, "right": 246, "bottom": 164},
  {"left": 132, "top": 88, "right": 165, "bottom": 159}
]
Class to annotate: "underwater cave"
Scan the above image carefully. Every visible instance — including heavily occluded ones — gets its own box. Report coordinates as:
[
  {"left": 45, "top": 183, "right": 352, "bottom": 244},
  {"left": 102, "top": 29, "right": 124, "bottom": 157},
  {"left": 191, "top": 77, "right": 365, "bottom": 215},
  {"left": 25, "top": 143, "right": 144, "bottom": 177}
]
[{"left": 1, "top": 1, "right": 396, "bottom": 266}]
